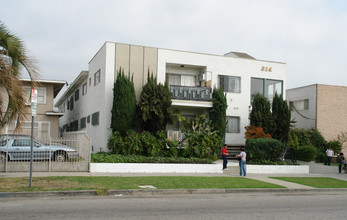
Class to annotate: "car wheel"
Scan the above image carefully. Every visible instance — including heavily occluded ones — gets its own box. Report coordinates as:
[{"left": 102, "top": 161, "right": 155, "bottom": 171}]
[
  {"left": 54, "top": 152, "right": 66, "bottom": 162},
  {"left": 0, "top": 153, "right": 8, "bottom": 163}
]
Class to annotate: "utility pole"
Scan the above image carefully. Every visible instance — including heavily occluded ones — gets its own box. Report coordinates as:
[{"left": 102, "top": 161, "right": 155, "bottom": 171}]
[{"left": 29, "top": 89, "right": 37, "bottom": 188}]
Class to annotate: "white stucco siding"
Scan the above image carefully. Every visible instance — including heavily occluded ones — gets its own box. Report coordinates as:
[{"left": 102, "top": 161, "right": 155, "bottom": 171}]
[
  {"left": 286, "top": 84, "right": 317, "bottom": 129},
  {"left": 157, "top": 49, "right": 286, "bottom": 146},
  {"left": 87, "top": 42, "right": 115, "bottom": 152}
]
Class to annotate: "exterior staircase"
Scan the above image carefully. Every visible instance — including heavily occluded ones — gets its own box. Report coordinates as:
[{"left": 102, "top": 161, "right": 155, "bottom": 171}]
[{"left": 226, "top": 145, "right": 243, "bottom": 159}]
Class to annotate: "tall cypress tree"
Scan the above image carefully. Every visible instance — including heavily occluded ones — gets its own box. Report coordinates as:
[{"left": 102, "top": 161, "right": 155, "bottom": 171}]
[
  {"left": 249, "top": 93, "right": 272, "bottom": 134},
  {"left": 139, "top": 72, "right": 172, "bottom": 134},
  {"left": 209, "top": 87, "right": 227, "bottom": 141},
  {"left": 111, "top": 68, "right": 136, "bottom": 135},
  {"left": 271, "top": 93, "right": 291, "bottom": 143}
]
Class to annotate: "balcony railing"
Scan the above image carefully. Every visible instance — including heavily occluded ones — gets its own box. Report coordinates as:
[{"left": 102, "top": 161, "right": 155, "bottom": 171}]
[{"left": 170, "top": 85, "right": 212, "bottom": 101}]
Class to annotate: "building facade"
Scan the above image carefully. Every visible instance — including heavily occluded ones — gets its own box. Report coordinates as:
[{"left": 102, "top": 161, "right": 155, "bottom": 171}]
[
  {"left": 286, "top": 84, "right": 347, "bottom": 154},
  {"left": 56, "top": 42, "right": 286, "bottom": 153},
  {"left": 0, "top": 79, "right": 65, "bottom": 137}
]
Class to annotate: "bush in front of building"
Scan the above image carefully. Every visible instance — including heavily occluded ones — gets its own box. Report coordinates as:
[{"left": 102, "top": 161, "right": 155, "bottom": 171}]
[
  {"left": 111, "top": 68, "right": 136, "bottom": 135},
  {"left": 91, "top": 152, "right": 214, "bottom": 164},
  {"left": 209, "top": 86, "right": 227, "bottom": 141},
  {"left": 246, "top": 138, "right": 285, "bottom": 163},
  {"left": 138, "top": 72, "right": 173, "bottom": 134},
  {"left": 107, "top": 130, "right": 165, "bottom": 157},
  {"left": 288, "top": 128, "right": 342, "bottom": 162},
  {"left": 107, "top": 123, "right": 220, "bottom": 160},
  {"left": 294, "top": 145, "right": 316, "bottom": 161}
]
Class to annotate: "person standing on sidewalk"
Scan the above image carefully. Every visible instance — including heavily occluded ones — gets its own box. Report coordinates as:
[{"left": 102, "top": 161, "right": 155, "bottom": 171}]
[
  {"left": 237, "top": 148, "right": 247, "bottom": 176},
  {"left": 337, "top": 153, "right": 346, "bottom": 174},
  {"left": 222, "top": 145, "right": 228, "bottom": 170},
  {"left": 325, "top": 147, "right": 334, "bottom": 166}
]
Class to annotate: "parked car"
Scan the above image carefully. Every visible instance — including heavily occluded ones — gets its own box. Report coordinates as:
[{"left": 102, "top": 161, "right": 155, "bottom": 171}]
[{"left": 0, "top": 135, "right": 79, "bottom": 162}]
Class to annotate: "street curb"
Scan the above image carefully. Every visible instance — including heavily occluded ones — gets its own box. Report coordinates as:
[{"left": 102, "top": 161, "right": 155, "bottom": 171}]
[{"left": 1, "top": 188, "right": 347, "bottom": 198}]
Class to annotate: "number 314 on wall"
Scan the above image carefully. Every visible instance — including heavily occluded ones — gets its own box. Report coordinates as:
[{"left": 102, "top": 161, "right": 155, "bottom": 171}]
[{"left": 261, "top": 66, "right": 272, "bottom": 72}]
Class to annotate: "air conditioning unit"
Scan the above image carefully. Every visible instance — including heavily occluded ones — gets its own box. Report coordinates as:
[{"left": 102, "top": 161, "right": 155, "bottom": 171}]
[{"left": 199, "top": 73, "right": 206, "bottom": 81}]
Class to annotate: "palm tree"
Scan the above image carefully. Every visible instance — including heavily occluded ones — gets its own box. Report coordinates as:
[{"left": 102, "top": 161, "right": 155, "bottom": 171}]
[{"left": 0, "top": 22, "right": 39, "bottom": 132}]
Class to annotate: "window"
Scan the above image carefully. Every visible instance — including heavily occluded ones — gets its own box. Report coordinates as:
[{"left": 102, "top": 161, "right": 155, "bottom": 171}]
[
  {"left": 37, "top": 88, "right": 46, "bottom": 104},
  {"left": 80, "top": 117, "right": 86, "bottom": 129},
  {"left": 290, "top": 99, "right": 309, "bottom": 111},
  {"left": 251, "top": 78, "right": 264, "bottom": 100},
  {"left": 167, "top": 74, "right": 196, "bottom": 86},
  {"left": 251, "top": 78, "right": 282, "bottom": 102},
  {"left": 13, "top": 139, "right": 31, "bottom": 147},
  {"left": 94, "top": 70, "right": 100, "bottom": 86},
  {"left": 73, "top": 120, "right": 78, "bottom": 131},
  {"left": 69, "top": 96, "right": 74, "bottom": 110},
  {"left": 91, "top": 112, "right": 100, "bottom": 126},
  {"left": 265, "top": 80, "right": 282, "bottom": 101},
  {"left": 219, "top": 75, "right": 241, "bottom": 93},
  {"left": 22, "top": 87, "right": 47, "bottom": 104},
  {"left": 12, "top": 121, "right": 50, "bottom": 138},
  {"left": 87, "top": 115, "right": 90, "bottom": 123},
  {"left": 226, "top": 116, "right": 240, "bottom": 133},
  {"left": 75, "top": 89, "right": 79, "bottom": 101},
  {"left": 82, "top": 83, "right": 87, "bottom": 95}
]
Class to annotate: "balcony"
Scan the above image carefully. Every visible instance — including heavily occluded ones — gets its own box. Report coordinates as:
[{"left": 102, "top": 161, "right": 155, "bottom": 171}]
[{"left": 170, "top": 85, "right": 212, "bottom": 101}]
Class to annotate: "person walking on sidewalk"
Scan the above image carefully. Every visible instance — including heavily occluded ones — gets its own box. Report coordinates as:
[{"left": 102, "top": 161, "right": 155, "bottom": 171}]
[
  {"left": 337, "top": 153, "right": 346, "bottom": 174},
  {"left": 325, "top": 147, "right": 334, "bottom": 166},
  {"left": 222, "top": 145, "right": 229, "bottom": 170},
  {"left": 237, "top": 148, "right": 247, "bottom": 176}
]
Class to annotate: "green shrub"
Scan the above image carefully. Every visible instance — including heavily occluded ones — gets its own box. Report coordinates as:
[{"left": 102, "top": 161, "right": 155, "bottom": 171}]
[
  {"left": 246, "top": 138, "right": 285, "bottom": 162},
  {"left": 307, "top": 128, "right": 327, "bottom": 151},
  {"left": 289, "top": 129, "right": 311, "bottom": 146},
  {"left": 315, "top": 151, "right": 326, "bottom": 163},
  {"left": 140, "top": 131, "right": 163, "bottom": 157},
  {"left": 107, "top": 131, "right": 124, "bottom": 154},
  {"left": 184, "top": 131, "right": 221, "bottom": 160},
  {"left": 295, "top": 145, "right": 316, "bottom": 161},
  {"left": 91, "top": 153, "right": 213, "bottom": 164},
  {"left": 327, "top": 140, "right": 342, "bottom": 154}
]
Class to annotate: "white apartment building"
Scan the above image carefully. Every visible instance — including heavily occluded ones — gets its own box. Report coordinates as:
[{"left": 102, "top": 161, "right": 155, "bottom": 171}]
[{"left": 55, "top": 42, "right": 286, "bottom": 153}]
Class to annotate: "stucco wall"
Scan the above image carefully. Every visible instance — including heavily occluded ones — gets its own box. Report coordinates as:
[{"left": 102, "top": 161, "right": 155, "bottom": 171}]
[
  {"left": 286, "top": 84, "right": 317, "bottom": 129},
  {"left": 157, "top": 49, "right": 286, "bottom": 146}
]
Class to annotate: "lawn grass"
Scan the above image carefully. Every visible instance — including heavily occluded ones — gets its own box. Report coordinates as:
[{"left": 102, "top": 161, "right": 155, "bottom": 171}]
[
  {"left": 0, "top": 176, "right": 284, "bottom": 192},
  {"left": 270, "top": 177, "right": 347, "bottom": 188}
]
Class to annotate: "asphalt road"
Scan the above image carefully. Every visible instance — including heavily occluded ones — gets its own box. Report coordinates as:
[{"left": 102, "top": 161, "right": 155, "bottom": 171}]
[{"left": 1, "top": 192, "right": 347, "bottom": 220}]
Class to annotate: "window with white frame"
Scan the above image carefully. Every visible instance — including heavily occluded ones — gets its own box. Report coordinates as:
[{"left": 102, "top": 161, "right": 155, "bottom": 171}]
[
  {"left": 226, "top": 116, "right": 240, "bottom": 133},
  {"left": 94, "top": 70, "right": 100, "bottom": 86},
  {"left": 219, "top": 75, "right": 241, "bottom": 93},
  {"left": 22, "top": 86, "right": 47, "bottom": 104}
]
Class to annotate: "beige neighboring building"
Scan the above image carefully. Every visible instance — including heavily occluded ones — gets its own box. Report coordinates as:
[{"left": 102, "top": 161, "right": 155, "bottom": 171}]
[
  {"left": 0, "top": 79, "right": 65, "bottom": 138},
  {"left": 286, "top": 84, "right": 347, "bottom": 155}
]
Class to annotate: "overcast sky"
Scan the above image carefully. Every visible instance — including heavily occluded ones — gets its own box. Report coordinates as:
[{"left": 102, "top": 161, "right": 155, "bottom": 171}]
[{"left": 1, "top": 0, "right": 347, "bottom": 90}]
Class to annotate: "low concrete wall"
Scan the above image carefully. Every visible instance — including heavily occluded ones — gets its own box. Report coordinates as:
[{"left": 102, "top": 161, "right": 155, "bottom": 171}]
[
  {"left": 90, "top": 163, "right": 310, "bottom": 174},
  {"left": 246, "top": 165, "right": 309, "bottom": 174},
  {"left": 90, "top": 163, "right": 222, "bottom": 173}
]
